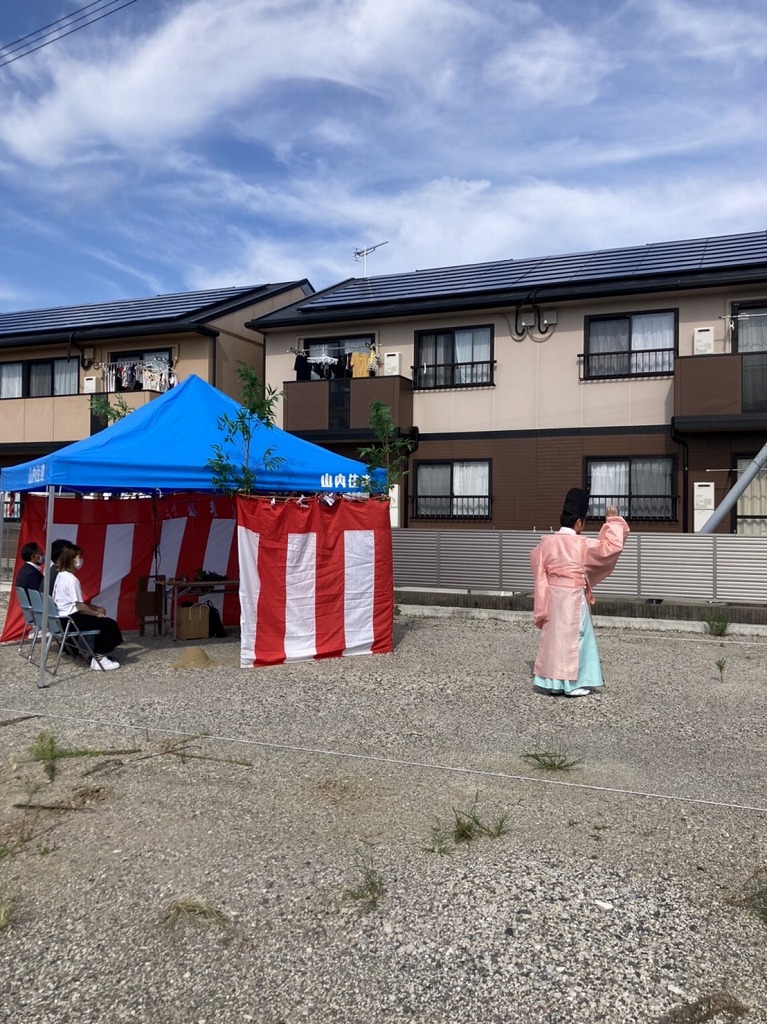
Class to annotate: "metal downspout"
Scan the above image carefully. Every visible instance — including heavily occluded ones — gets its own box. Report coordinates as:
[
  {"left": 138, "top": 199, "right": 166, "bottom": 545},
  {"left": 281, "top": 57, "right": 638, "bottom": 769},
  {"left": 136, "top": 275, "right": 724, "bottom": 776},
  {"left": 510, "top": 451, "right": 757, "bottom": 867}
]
[
  {"left": 670, "top": 419, "right": 689, "bottom": 533},
  {"left": 38, "top": 485, "right": 55, "bottom": 689}
]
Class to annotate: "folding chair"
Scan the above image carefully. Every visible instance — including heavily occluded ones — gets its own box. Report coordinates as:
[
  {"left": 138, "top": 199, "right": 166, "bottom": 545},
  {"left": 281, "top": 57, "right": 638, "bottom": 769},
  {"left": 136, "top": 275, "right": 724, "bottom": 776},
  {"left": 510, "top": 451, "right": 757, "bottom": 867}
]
[
  {"left": 15, "top": 587, "right": 41, "bottom": 661},
  {"left": 28, "top": 590, "right": 100, "bottom": 677}
]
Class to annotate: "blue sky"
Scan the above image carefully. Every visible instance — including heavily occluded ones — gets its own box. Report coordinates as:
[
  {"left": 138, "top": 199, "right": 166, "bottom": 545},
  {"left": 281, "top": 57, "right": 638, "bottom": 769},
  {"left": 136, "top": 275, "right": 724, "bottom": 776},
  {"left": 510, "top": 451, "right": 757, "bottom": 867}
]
[{"left": 1, "top": 0, "right": 766, "bottom": 310}]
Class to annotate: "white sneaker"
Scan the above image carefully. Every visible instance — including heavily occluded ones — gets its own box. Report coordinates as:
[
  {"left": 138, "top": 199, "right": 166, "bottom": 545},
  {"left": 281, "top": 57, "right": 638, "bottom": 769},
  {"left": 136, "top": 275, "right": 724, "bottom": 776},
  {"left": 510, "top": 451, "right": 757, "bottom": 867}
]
[
  {"left": 91, "top": 656, "right": 120, "bottom": 671},
  {"left": 565, "top": 687, "right": 590, "bottom": 697}
]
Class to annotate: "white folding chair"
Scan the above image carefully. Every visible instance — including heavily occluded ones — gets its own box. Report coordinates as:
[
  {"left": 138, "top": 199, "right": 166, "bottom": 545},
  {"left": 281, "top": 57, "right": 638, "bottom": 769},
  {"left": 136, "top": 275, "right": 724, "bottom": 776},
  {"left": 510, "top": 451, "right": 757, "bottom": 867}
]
[{"left": 15, "top": 586, "right": 41, "bottom": 661}]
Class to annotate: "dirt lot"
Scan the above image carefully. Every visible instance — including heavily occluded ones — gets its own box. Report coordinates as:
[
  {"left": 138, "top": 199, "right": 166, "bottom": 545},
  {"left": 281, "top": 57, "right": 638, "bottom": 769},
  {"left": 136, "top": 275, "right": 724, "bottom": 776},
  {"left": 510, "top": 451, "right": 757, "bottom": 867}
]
[{"left": 0, "top": 597, "right": 766, "bottom": 1023}]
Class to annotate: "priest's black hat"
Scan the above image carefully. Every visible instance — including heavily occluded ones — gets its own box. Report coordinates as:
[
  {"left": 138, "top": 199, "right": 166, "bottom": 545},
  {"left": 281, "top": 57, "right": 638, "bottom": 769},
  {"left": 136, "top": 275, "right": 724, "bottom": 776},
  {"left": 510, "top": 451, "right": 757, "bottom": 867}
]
[{"left": 562, "top": 487, "right": 589, "bottom": 519}]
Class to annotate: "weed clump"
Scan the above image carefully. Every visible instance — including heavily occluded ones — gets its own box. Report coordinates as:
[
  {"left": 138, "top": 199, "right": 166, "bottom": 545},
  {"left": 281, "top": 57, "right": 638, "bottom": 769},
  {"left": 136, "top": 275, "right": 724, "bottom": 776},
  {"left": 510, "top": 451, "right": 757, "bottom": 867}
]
[
  {"left": 160, "top": 894, "right": 232, "bottom": 931},
  {"left": 704, "top": 611, "right": 730, "bottom": 637},
  {"left": 341, "top": 851, "right": 384, "bottom": 914},
  {"left": 423, "top": 794, "right": 511, "bottom": 854},
  {"left": 522, "top": 750, "right": 583, "bottom": 772},
  {"left": 729, "top": 866, "right": 767, "bottom": 927},
  {"left": 658, "top": 989, "right": 748, "bottom": 1022},
  {"left": 0, "top": 884, "right": 15, "bottom": 930}
]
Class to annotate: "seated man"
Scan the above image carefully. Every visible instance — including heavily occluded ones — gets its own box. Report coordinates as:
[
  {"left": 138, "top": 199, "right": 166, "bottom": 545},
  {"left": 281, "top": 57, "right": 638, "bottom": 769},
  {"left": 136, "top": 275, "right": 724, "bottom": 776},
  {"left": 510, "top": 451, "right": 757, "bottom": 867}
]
[{"left": 15, "top": 541, "right": 45, "bottom": 594}]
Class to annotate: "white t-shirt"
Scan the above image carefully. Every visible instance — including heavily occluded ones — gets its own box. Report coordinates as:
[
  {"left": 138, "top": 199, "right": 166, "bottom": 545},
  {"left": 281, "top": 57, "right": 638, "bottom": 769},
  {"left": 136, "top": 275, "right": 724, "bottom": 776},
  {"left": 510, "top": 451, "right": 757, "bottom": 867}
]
[{"left": 52, "top": 570, "right": 83, "bottom": 617}]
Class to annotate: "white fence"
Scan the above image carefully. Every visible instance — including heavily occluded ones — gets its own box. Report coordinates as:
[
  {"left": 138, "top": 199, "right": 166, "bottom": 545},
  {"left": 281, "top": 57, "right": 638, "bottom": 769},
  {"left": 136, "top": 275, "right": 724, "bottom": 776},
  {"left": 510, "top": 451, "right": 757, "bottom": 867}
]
[{"left": 392, "top": 530, "right": 767, "bottom": 605}]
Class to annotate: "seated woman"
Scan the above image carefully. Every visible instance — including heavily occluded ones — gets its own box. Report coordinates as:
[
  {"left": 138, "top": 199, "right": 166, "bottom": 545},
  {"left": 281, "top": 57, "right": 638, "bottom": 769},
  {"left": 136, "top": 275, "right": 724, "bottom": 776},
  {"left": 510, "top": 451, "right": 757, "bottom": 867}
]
[{"left": 52, "top": 546, "right": 123, "bottom": 671}]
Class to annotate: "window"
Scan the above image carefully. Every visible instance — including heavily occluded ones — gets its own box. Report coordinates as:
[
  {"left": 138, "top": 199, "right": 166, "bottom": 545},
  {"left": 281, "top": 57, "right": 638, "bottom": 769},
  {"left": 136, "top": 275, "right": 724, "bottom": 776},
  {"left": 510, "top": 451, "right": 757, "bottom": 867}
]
[
  {"left": 109, "top": 348, "right": 173, "bottom": 391},
  {"left": 584, "top": 311, "right": 676, "bottom": 379},
  {"left": 0, "top": 358, "right": 77, "bottom": 399},
  {"left": 413, "top": 460, "right": 491, "bottom": 519},
  {"left": 414, "top": 326, "right": 493, "bottom": 389},
  {"left": 0, "top": 362, "right": 22, "bottom": 398},
  {"left": 29, "top": 358, "right": 79, "bottom": 397},
  {"left": 586, "top": 457, "right": 675, "bottom": 520},
  {"left": 732, "top": 302, "right": 767, "bottom": 412},
  {"left": 735, "top": 456, "right": 767, "bottom": 535},
  {"left": 733, "top": 302, "right": 767, "bottom": 353},
  {"left": 300, "top": 335, "right": 374, "bottom": 380}
]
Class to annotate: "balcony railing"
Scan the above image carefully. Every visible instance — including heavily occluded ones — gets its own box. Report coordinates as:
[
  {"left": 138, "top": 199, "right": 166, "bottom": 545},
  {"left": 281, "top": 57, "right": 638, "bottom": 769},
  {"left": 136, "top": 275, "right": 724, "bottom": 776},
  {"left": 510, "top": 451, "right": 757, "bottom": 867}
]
[
  {"left": 587, "top": 494, "right": 677, "bottom": 521},
  {"left": 412, "top": 495, "right": 492, "bottom": 520},
  {"left": 412, "top": 360, "right": 493, "bottom": 389},
  {"left": 580, "top": 348, "right": 674, "bottom": 380}
]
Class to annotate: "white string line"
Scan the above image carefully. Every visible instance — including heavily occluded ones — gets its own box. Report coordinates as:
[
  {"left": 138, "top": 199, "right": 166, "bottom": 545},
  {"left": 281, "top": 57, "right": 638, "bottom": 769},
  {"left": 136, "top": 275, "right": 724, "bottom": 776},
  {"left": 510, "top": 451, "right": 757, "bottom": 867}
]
[{"left": 3, "top": 705, "right": 766, "bottom": 816}]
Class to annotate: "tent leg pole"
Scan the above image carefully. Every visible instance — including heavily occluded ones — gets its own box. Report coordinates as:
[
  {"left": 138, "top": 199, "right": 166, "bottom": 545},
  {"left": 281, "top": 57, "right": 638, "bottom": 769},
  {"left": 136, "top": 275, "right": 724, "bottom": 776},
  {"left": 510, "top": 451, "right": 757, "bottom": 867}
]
[
  {"left": 38, "top": 486, "right": 55, "bottom": 690},
  {"left": 0, "top": 490, "right": 5, "bottom": 588}
]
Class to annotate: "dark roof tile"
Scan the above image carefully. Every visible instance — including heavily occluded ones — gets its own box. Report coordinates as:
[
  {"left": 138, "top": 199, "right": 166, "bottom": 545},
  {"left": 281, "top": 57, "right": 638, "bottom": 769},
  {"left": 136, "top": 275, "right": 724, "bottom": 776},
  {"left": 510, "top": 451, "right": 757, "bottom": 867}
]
[
  {"left": 257, "top": 230, "right": 767, "bottom": 325},
  {"left": 0, "top": 283, "right": 301, "bottom": 338}
]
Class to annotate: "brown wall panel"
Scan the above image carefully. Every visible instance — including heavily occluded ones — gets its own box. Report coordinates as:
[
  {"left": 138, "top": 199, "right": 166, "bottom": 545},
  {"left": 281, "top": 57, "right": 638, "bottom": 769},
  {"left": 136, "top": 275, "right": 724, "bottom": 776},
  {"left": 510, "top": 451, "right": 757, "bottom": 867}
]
[{"left": 410, "top": 430, "right": 678, "bottom": 532}]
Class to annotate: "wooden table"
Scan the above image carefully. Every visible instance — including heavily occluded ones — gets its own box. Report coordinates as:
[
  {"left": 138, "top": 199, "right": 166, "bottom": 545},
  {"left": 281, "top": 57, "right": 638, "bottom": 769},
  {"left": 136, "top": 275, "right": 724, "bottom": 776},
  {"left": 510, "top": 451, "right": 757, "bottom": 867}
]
[{"left": 164, "top": 579, "right": 239, "bottom": 640}]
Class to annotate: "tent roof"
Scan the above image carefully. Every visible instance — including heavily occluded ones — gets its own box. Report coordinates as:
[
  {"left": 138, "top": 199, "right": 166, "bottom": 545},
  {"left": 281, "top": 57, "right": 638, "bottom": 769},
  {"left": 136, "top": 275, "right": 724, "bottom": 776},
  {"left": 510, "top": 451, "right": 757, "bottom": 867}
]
[{"left": 0, "top": 375, "right": 377, "bottom": 495}]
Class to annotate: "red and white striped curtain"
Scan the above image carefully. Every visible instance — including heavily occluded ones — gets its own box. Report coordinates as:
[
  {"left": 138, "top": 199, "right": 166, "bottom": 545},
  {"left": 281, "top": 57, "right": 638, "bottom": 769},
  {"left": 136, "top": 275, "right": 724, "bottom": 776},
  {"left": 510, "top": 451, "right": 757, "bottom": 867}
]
[
  {"left": 237, "top": 496, "right": 393, "bottom": 667},
  {"left": 1, "top": 493, "right": 239, "bottom": 642}
]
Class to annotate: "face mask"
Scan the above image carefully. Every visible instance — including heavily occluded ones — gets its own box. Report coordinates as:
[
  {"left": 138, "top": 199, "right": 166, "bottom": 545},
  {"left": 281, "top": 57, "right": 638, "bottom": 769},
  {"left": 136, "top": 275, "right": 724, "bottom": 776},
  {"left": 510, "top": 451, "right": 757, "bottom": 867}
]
[
  {"left": 37, "top": 555, "right": 45, "bottom": 565},
  {"left": 74, "top": 557, "right": 83, "bottom": 570}
]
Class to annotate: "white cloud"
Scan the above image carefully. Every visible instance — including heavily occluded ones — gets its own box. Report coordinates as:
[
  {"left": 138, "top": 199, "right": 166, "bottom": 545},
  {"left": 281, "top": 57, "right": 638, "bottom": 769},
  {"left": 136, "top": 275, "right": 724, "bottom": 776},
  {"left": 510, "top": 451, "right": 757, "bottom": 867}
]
[
  {"left": 486, "top": 23, "right": 618, "bottom": 106},
  {"left": 1, "top": 0, "right": 767, "bottom": 307},
  {"left": 0, "top": 0, "right": 476, "bottom": 166},
  {"left": 648, "top": 0, "right": 767, "bottom": 60},
  {"left": 170, "top": 171, "right": 767, "bottom": 292}
]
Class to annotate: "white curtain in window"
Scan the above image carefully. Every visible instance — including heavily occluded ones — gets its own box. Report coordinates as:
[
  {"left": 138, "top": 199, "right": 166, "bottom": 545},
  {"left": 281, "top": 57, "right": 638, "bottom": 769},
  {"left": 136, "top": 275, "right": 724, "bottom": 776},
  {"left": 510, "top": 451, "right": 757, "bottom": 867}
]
[
  {"left": 54, "top": 358, "right": 78, "bottom": 395},
  {"left": 631, "top": 313, "right": 674, "bottom": 372},
  {"left": 589, "top": 320, "right": 628, "bottom": 376},
  {"left": 454, "top": 331, "right": 473, "bottom": 385},
  {"left": 631, "top": 457, "right": 672, "bottom": 517},
  {"left": 454, "top": 328, "right": 491, "bottom": 384},
  {"left": 417, "top": 463, "right": 450, "bottom": 516},
  {"left": 738, "top": 308, "right": 767, "bottom": 353},
  {"left": 736, "top": 460, "right": 767, "bottom": 535},
  {"left": 417, "top": 332, "right": 453, "bottom": 386},
  {"left": 589, "top": 461, "right": 629, "bottom": 517},
  {"left": 29, "top": 363, "right": 50, "bottom": 397},
  {"left": 0, "top": 363, "right": 22, "bottom": 398},
  {"left": 453, "top": 461, "right": 489, "bottom": 516}
]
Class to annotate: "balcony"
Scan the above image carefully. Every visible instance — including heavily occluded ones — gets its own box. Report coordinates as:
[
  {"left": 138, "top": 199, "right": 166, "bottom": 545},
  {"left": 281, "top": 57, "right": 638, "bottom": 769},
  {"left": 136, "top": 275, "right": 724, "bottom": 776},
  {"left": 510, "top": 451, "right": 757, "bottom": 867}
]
[
  {"left": 0, "top": 390, "right": 163, "bottom": 448},
  {"left": 673, "top": 352, "right": 767, "bottom": 431},
  {"left": 283, "top": 375, "right": 413, "bottom": 440}
]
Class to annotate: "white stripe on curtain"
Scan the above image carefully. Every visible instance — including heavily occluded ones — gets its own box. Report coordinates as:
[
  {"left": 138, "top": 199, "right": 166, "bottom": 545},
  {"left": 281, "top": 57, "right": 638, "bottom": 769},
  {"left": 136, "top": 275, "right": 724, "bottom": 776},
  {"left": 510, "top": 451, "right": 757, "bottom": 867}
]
[
  {"left": 344, "top": 529, "right": 375, "bottom": 655},
  {"left": 284, "top": 532, "right": 317, "bottom": 660}
]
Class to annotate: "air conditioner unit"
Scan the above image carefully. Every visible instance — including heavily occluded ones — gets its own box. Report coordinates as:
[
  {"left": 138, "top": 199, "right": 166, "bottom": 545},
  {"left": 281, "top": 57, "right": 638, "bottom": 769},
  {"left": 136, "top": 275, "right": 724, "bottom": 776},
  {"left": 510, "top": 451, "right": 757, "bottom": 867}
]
[
  {"left": 383, "top": 352, "right": 401, "bottom": 376},
  {"left": 82, "top": 376, "right": 103, "bottom": 394},
  {"left": 693, "top": 327, "right": 715, "bottom": 355}
]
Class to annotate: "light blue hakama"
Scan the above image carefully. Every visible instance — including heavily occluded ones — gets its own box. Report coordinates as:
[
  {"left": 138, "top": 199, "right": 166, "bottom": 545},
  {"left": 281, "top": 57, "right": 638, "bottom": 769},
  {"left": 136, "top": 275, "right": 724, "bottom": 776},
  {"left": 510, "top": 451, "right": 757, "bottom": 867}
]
[{"left": 533, "top": 593, "right": 604, "bottom": 695}]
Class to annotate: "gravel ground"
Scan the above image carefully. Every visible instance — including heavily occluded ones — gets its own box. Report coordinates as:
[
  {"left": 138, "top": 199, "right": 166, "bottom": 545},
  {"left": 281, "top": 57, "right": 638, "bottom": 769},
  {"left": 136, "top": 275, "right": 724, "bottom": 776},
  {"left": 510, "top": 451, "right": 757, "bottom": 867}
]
[{"left": 1, "top": 593, "right": 766, "bottom": 1024}]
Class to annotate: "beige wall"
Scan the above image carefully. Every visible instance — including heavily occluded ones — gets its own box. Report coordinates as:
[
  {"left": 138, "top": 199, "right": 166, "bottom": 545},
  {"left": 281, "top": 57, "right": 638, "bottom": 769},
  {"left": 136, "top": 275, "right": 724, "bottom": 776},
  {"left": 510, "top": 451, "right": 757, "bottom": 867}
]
[
  {"left": 264, "top": 283, "right": 767, "bottom": 433},
  {"left": 0, "top": 285, "right": 311, "bottom": 449},
  {"left": 211, "top": 284, "right": 309, "bottom": 399}
]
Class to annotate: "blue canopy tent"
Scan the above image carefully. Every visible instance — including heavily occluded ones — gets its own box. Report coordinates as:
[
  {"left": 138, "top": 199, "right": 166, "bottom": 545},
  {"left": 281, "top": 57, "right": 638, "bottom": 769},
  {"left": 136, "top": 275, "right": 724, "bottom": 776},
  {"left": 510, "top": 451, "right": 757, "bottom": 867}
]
[
  {"left": 1, "top": 375, "right": 382, "bottom": 685},
  {"left": 1, "top": 374, "right": 377, "bottom": 495}
]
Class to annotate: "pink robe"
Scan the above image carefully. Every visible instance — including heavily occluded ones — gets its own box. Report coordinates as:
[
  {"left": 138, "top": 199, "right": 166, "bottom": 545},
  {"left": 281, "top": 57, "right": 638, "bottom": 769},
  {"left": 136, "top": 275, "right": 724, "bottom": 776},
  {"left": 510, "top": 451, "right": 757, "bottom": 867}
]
[{"left": 530, "top": 517, "right": 629, "bottom": 681}]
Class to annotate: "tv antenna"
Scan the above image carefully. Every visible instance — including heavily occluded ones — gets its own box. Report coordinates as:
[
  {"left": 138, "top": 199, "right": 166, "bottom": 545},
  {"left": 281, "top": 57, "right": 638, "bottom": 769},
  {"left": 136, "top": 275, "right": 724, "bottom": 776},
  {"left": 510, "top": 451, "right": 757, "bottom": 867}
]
[{"left": 353, "top": 240, "right": 388, "bottom": 277}]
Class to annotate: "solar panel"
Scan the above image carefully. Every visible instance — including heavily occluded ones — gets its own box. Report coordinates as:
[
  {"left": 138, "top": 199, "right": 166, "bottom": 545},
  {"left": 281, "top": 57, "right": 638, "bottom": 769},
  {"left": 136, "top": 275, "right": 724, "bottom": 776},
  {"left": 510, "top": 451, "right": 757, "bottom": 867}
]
[
  {"left": 0, "top": 284, "right": 278, "bottom": 337},
  {"left": 300, "top": 230, "right": 767, "bottom": 311}
]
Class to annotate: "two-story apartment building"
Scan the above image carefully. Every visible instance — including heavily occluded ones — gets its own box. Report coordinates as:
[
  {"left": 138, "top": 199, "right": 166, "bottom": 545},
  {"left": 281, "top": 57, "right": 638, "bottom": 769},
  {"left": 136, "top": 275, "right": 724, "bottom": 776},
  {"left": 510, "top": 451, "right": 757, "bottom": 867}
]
[
  {"left": 0, "top": 281, "right": 313, "bottom": 492},
  {"left": 250, "top": 230, "right": 767, "bottom": 535}
]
